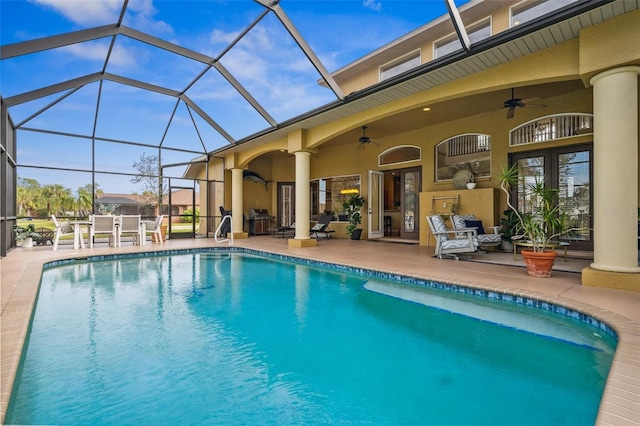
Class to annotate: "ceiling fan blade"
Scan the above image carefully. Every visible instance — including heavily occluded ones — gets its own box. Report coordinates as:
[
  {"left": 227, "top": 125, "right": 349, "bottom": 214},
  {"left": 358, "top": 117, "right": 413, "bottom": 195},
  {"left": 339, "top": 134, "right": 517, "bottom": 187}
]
[
  {"left": 525, "top": 103, "right": 547, "bottom": 109},
  {"left": 520, "top": 97, "right": 541, "bottom": 104},
  {"left": 506, "top": 107, "right": 516, "bottom": 119}
]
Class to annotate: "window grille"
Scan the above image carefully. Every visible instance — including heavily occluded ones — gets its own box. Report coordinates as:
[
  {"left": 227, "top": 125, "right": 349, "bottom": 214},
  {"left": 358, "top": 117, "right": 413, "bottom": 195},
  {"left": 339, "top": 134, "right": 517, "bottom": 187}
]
[
  {"left": 436, "top": 134, "right": 491, "bottom": 181},
  {"left": 446, "top": 134, "right": 491, "bottom": 156},
  {"left": 510, "top": 114, "right": 593, "bottom": 147}
]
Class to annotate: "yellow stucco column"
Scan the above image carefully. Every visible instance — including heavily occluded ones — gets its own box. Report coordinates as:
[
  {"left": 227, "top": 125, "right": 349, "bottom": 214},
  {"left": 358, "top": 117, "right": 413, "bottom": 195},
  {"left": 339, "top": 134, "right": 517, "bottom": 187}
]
[
  {"left": 289, "top": 151, "right": 317, "bottom": 248},
  {"left": 231, "top": 168, "right": 248, "bottom": 239},
  {"left": 583, "top": 66, "right": 640, "bottom": 291}
]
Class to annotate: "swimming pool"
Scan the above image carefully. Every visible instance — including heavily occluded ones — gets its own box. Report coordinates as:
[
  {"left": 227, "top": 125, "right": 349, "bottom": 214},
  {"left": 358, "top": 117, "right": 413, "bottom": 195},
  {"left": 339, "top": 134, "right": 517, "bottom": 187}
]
[{"left": 6, "top": 250, "right": 617, "bottom": 425}]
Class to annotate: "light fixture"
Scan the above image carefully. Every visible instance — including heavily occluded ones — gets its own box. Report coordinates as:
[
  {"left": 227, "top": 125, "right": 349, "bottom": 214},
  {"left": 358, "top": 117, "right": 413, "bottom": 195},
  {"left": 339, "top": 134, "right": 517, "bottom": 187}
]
[
  {"left": 422, "top": 107, "right": 431, "bottom": 112},
  {"left": 340, "top": 189, "right": 360, "bottom": 194}
]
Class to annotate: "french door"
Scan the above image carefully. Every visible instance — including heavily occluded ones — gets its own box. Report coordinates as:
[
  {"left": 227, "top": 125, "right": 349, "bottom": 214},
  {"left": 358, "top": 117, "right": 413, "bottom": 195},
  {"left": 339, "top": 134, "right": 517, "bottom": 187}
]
[
  {"left": 368, "top": 170, "right": 384, "bottom": 238},
  {"left": 400, "top": 167, "right": 421, "bottom": 240},
  {"left": 277, "top": 182, "right": 295, "bottom": 227},
  {"left": 510, "top": 144, "right": 592, "bottom": 250}
]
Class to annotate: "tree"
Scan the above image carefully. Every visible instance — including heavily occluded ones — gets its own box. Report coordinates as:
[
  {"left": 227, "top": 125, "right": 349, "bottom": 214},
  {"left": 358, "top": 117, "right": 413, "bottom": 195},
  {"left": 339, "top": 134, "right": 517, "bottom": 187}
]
[
  {"left": 131, "top": 153, "right": 166, "bottom": 211},
  {"left": 76, "top": 183, "right": 99, "bottom": 216},
  {"left": 42, "top": 184, "right": 74, "bottom": 217},
  {"left": 17, "top": 177, "right": 41, "bottom": 217}
]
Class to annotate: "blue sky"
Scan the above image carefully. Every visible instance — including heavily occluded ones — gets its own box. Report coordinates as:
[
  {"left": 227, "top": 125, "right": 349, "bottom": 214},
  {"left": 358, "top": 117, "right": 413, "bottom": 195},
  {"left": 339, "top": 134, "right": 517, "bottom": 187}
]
[{"left": 1, "top": 0, "right": 466, "bottom": 194}]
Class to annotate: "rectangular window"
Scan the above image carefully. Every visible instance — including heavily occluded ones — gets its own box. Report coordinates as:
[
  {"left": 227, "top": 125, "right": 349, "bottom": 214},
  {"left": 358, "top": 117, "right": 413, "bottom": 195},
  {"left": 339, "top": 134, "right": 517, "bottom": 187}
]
[
  {"left": 380, "top": 50, "right": 421, "bottom": 81},
  {"left": 434, "top": 18, "right": 491, "bottom": 59},
  {"left": 511, "top": 0, "right": 579, "bottom": 27},
  {"left": 310, "top": 175, "right": 360, "bottom": 219}
]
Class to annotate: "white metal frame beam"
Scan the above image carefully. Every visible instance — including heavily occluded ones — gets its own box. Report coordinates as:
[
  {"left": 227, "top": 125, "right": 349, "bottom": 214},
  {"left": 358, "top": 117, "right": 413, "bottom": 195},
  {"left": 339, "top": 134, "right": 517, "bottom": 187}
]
[{"left": 445, "top": 0, "right": 471, "bottom": 52}]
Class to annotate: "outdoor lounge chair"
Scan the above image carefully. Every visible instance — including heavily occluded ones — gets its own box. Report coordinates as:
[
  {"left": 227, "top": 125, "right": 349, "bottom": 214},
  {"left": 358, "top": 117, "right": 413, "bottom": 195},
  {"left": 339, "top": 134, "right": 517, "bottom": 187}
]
[
  {"left": 310, "top": 214, "right": 335, "bottom": 239},
  {"left": 51, "top": 215, "right": 75, "bottom": 251},
  {"left": 426, "top": 215, "right": 477, "bottom": 259},
  {"left": 268, "top": 222, "right": 295, "bottom": 238},
  {"left": 451, "top": 214, "right": 501, "bottom": 250}
]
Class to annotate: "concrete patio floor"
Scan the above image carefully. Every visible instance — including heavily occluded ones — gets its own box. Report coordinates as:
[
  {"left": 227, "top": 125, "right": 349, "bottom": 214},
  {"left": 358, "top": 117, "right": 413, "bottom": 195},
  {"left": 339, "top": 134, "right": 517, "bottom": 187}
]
[{"left": 2, "top": 236, "right": 639, "bottom": 424}]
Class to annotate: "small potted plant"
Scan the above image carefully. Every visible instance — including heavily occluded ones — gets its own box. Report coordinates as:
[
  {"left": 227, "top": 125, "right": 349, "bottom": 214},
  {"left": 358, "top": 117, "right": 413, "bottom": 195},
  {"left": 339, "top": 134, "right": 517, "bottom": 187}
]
[
  {"left": 498, "top": 163, "right": 571, "bottom": 277},
  {"left": 342, "top": 193, "right": 365, "bottom": 240},
  {"left": 14, "top": 223, "right": 41, "bottom": 248}
]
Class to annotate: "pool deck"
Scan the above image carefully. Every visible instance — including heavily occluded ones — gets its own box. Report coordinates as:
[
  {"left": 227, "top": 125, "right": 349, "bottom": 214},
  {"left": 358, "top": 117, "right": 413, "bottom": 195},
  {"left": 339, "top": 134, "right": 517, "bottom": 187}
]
[{"left": 2, "top": 236, "right": 639, "bottom": 425}]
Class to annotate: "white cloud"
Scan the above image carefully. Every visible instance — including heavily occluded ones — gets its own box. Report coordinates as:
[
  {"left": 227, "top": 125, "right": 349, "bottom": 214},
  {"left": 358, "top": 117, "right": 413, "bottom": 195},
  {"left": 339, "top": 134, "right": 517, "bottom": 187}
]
[
  {"left": 363, "top": 0, "right": 382, "bottom": 12},
  {"left": 58, "top": 40, "right": 137, "bottom": 68},
  {"left": 125, "top": 0, "right": 175, "bottom": 38},
  {"left": 30, "top": 0, "right": 123, "bottom": 26},
  {"left": 209, "top": 29, "right": 241, "bottom": 46}
]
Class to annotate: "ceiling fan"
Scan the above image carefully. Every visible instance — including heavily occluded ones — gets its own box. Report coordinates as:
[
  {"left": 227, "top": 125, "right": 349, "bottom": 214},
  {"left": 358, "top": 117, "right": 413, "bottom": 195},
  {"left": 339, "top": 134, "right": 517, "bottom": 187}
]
[
  {"left": 502, "top": 88, "right": 545, "bottom": 119},
  {"left": 357, "top": 126, "right": 381, "bottom": 149}
]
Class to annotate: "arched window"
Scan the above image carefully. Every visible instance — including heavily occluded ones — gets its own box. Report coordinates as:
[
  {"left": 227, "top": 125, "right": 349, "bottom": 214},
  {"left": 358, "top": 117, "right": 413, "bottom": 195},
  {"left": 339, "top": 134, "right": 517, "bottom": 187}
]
[
  {"left": 509, "top": 113, "right": 593, "bottom": 146},
  {"left": 378, "top": 145, "right": 421, "bottom": 166},
  {"left": 435, "top": 134, "right": 491, "bottom": 181}
]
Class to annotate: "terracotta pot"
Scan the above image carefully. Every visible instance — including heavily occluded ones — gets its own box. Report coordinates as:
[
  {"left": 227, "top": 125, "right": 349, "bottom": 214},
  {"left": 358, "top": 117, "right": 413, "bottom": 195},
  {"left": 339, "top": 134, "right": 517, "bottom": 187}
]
[{"left": 521, "top": 249, "right": 557, "bottom": 278}]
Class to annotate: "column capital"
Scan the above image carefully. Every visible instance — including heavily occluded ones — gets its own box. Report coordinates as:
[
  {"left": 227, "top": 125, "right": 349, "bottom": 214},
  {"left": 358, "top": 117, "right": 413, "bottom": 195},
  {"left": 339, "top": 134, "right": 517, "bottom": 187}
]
[{"left": 590, "top": 65, "right": 640, "bottom": 86}]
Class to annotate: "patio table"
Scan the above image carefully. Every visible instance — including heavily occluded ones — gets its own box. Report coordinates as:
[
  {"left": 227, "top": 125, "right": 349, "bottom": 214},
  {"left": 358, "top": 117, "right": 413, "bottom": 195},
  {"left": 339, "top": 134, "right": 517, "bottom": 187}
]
[{"left": 69, "top": 220, "right": 91, "bottom": 250}]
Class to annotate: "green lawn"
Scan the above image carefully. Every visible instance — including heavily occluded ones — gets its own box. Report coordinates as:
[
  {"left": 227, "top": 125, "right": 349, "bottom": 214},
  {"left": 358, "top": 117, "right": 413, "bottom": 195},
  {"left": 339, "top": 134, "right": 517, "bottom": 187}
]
[
  {"left": 17, "top": 218, "right": 55, "bottom": 229},
  {"left": 16, "top": 218, "right": 200, "bottom": 240}
]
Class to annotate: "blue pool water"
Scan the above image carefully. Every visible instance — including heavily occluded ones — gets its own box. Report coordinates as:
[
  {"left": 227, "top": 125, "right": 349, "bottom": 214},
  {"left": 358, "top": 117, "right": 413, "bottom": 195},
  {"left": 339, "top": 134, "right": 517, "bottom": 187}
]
[{"left": 7, "top": 251, "right": 616, "bottom": 425}]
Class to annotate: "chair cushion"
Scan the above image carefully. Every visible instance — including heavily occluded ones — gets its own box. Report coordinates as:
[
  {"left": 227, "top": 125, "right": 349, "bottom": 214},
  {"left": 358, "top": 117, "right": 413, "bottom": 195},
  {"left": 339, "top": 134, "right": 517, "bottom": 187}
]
[
  {"left": 441, "top": 238, "right": 473, "bottom": 249},
  {"left": 311, "top": 223, "right": 324, "bottom": 231},
  {"left": 428, "top": 215, "right": 450, "bottom": 242},
  {"left": 430, "top": 215, "right": 448, "bottom": 231},
  {"left": 465, "top": 219, "right": 485, "bottom": 234},
  {"left": 452, "top": 214, "right": 475, "bottom": 229},
  {"left": 477, "top": 233, "right": 501, "bottom": 244}
]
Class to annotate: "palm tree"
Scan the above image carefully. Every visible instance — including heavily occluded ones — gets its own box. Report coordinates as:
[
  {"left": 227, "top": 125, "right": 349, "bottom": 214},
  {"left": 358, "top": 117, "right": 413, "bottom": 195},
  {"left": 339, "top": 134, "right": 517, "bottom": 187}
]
[
  {"left": 16, "top": 177, "right": 41, "bottom": 217},
  {"left": 42, "top": 184, "right": 73, "bottom": 217},
  {"left": 76, "top": 183, "right": 98, "bottom": 216}
]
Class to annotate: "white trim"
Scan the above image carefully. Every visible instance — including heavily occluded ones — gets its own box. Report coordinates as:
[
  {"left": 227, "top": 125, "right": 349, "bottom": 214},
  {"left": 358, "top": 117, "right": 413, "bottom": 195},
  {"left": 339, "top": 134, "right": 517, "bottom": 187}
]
[{"left": 378, "top": 145, "right": 421, "bottom": 167}]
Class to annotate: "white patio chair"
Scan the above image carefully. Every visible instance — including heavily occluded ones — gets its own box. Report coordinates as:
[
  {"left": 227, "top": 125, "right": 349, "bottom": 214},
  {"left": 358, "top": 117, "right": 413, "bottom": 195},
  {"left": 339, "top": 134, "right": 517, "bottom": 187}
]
[
  {"left": 118, "top": 215, "right": 142, "bottom": 246},
  {"left": 426, "top": 215, "right": 477, "bottom": 260},
  {"left": 51, "top": 215, "right": 74, "bottom": 251},
  {"left": 145, "top": 215, "right": 164, "bottom": 244},
  {"left": 89, "top": 215, "right": 117, "bottom": 248}
]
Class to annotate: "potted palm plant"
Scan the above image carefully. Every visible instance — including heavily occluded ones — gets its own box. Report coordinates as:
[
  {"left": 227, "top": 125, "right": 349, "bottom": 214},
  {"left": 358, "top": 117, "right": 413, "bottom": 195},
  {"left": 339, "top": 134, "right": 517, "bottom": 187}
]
[
  {"left": 14, "top": 223, "right": 41, "bottom": 248},
  {"left": 342, "top": 194, "right": 365, "bottom": 240},
  {"left": 498, "top": 164, "right": 570, "bottom": 277}
]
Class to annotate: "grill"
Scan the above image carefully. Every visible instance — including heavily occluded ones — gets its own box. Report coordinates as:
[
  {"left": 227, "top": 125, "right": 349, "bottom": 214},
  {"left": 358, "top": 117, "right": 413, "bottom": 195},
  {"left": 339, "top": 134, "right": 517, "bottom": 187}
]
[{"left": 249, "top": 209, "right": 274, "bottom": 235}]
